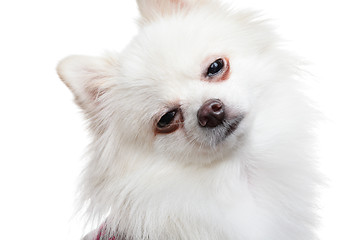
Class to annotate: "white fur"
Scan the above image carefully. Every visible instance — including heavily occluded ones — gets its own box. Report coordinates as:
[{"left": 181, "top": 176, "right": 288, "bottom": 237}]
[{"left": 57, "top": 0, "right": 320, "bottom": 239}]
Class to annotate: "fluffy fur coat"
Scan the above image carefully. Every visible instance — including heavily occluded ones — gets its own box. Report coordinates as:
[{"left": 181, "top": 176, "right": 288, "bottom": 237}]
[{"left": 57, "top": 0, "right": 320, "bottom": 239}]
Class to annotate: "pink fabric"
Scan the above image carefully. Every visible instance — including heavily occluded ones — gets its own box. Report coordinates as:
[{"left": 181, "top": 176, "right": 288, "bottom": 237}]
[{"left": 94, "top": 224, "right": 116, "bottom": 240}]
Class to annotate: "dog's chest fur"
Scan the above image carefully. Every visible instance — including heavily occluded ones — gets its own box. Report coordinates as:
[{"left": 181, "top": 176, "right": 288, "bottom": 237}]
[{"left": 86, "top": 156, "right": 281, "bottom": 240}]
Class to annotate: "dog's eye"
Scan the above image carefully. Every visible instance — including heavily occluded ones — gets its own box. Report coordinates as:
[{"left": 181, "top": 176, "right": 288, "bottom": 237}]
[
  {"left": 155, "top": 108, "right": 183, "bottom": 134},
  {"left": 207, "top": 58, "right": 224, "bottom": 77},
  {"left": 157, "top": 110, "right": 177, "bottom": 128}
]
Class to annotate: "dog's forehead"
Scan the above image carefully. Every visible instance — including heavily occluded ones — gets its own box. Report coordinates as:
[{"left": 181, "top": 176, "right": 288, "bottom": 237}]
[{"left": 126, "top": 14, "right": 237, "bottom": 81}]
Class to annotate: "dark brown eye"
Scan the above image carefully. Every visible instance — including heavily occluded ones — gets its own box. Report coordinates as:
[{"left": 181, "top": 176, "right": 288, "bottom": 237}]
[
  {"left": 155, "top": 108, "right": 183, "bottom": 134},
  {"left": 207, "top": 58, "right": 224, "bottom": 77},
  {"left": 157, "top": 109, "right": 177, "bottom": 128}
]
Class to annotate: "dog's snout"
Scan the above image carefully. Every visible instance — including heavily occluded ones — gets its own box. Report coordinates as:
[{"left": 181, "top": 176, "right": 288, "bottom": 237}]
[{"left": 197, "top": 99, "right": 225, "bottom": 128}]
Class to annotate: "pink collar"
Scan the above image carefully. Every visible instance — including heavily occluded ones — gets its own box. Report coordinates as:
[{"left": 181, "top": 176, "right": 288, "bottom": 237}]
[{"left": 94, "top": 225, "right": 116, "bottom": 240}]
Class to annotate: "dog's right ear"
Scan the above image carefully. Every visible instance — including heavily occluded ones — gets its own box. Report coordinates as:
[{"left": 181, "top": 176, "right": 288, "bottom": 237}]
[
  {"left": 57, "top": 55, "right": 115, "bottom": 111},
  {"left": 136, "top": 0, "right": 209, "bottom": 23}
]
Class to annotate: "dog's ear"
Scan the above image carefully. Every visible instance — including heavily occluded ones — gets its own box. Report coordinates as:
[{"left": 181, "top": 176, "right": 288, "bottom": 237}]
[
  {"left": 136, "top": 0, "right": 209, "bottom": 23},
  {"left": 57, "top": 55, "right": 115, "bottom": 111}
]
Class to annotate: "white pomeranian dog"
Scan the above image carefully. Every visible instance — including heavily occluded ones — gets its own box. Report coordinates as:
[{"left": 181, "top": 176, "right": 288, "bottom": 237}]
[{"left": 57, "top": 0, "right": 320, "bottom": 239}]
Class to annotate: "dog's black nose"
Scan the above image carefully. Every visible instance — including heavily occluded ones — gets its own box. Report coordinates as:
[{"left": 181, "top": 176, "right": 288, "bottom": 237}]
[{"left": 197, "top": 99, "right": 225, "bottom": 128}]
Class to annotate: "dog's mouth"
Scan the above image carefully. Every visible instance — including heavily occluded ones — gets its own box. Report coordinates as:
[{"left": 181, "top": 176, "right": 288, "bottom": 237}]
[
  {"left": 218, "top": 115, "right": 244, "bottom": 140},
  {"left": 198, "top": 114, "right": 244, "bottom": 147},
  {"left": 224, "top": 116, "right": 243, "bottom": 137}
]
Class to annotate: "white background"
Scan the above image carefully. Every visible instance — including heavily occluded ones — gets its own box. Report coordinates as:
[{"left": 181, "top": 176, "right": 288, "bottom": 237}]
[{"left": 0, "top": 0, "right": 359, "bottom": 239}]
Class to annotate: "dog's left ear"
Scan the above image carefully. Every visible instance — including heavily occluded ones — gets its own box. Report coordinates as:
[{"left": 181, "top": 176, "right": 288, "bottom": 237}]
[
  {"left": 136, "top": 0, "right": 210, "bottom": 23},
  {"left": 57, "top": 55, "right": 116, "bottom": 112}
]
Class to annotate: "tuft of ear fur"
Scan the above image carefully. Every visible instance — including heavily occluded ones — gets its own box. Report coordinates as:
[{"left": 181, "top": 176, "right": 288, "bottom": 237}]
[
  {"left": 136, "top": 0, "right": 210, "bottom": 23},
  {"left": 57, "top": 55, "right": 115, "bottom": 111}
]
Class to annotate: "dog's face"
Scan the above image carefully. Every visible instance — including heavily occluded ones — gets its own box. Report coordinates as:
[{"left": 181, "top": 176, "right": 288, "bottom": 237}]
[{"left": 58, "top": 0, "right": 280, "bottom": 164}]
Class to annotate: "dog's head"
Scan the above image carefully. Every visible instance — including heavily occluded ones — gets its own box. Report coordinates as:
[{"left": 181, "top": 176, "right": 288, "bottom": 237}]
[{"left": 58, "top": 0, "right": 287, "bottom": 165}]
